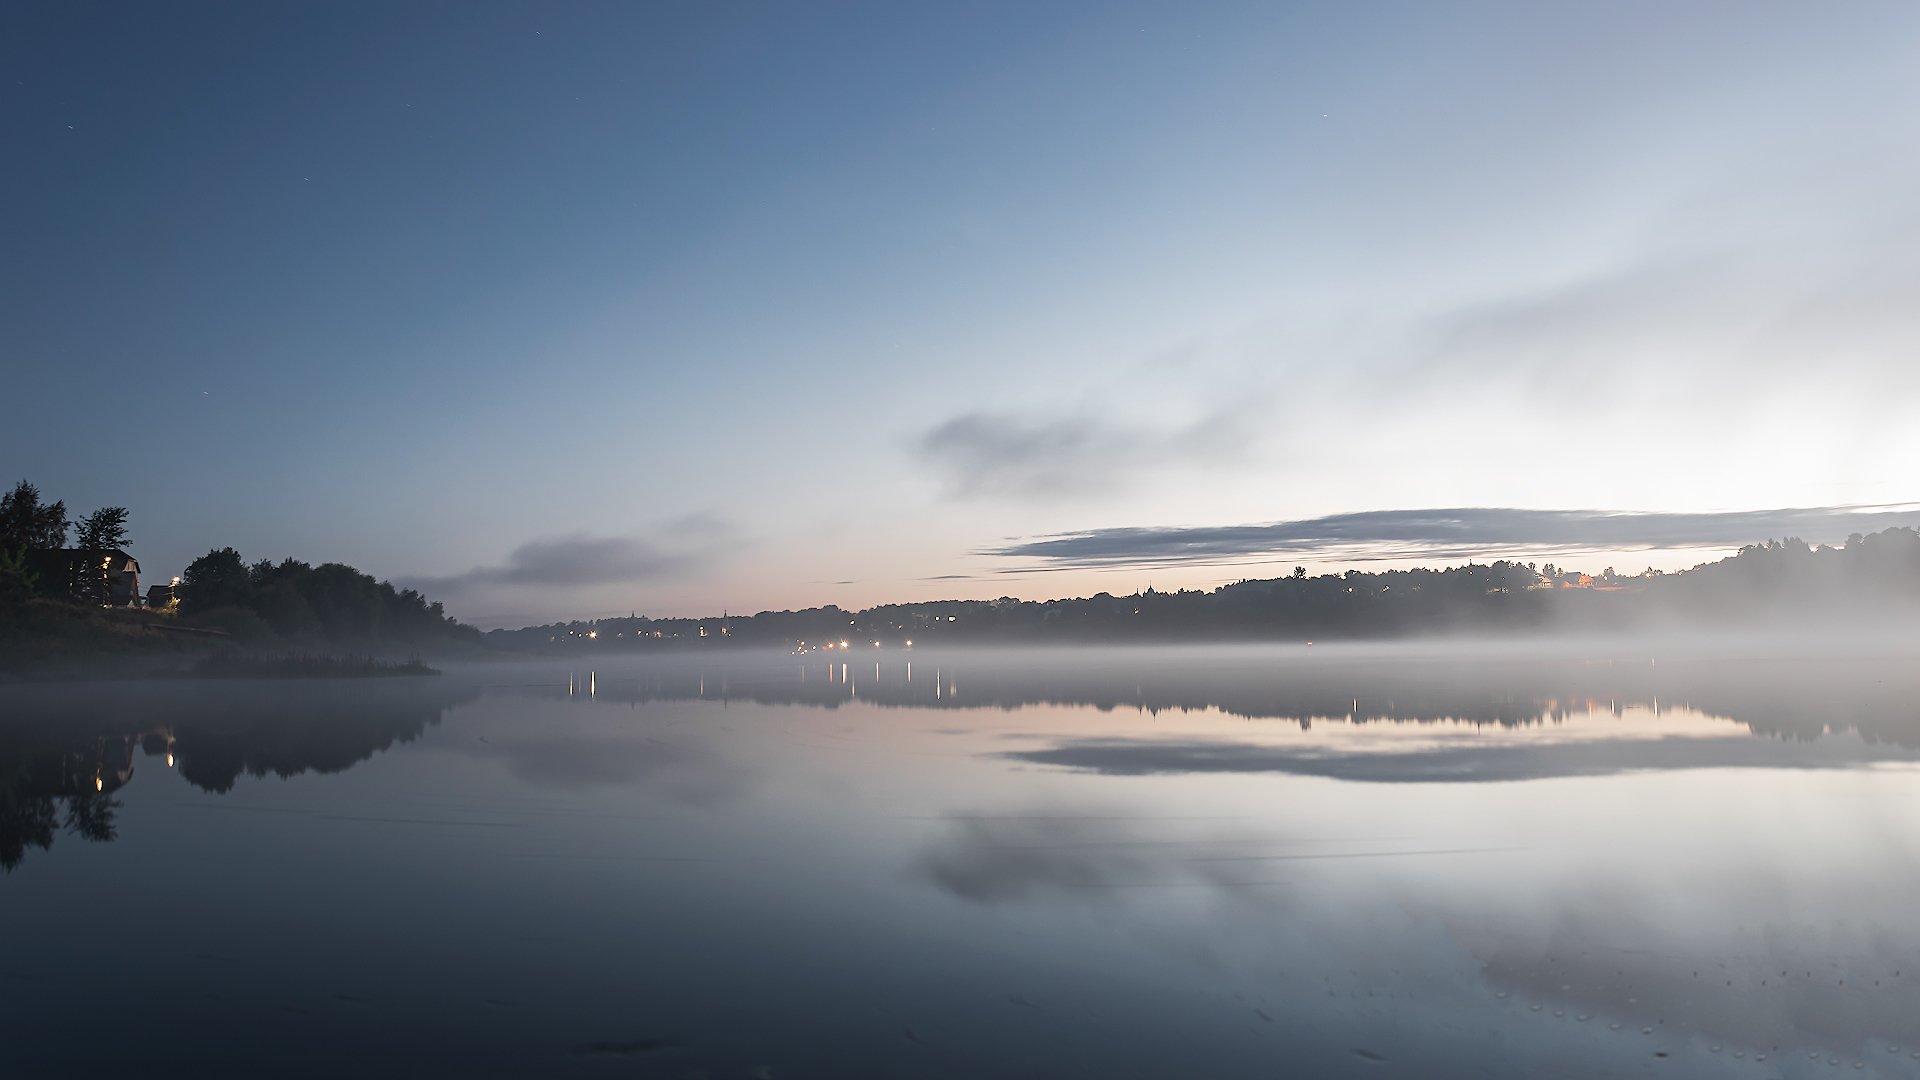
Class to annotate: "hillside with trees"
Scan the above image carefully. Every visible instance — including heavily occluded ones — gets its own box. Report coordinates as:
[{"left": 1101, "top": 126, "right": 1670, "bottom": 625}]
[
  {"left": 490, "top": 528, "right": 1920, "bottom": 652},
  {"left": 11, "top": 469, "right": 1920, "bottom": 668},
  {"left": 0, "top": 479, "right": 480, "bottom": 672},
  {"left": 177, "top": 548, "right": 480, "bottom": 648}
]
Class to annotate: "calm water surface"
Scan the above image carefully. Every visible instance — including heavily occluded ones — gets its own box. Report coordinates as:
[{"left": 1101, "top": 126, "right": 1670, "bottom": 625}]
[{"left": 7, "top": 644, "right": 1920, "bottom": 1078}]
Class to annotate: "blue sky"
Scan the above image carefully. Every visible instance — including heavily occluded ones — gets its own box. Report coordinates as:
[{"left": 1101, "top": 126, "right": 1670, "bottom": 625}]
[{"left": 7, "top": 2, "right": 1920, "bottom": 626}]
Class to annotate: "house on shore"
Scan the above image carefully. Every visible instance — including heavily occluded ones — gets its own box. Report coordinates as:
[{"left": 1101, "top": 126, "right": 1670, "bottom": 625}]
[{"left": 29, "top": 549, "right": 141, "bottom": 607}]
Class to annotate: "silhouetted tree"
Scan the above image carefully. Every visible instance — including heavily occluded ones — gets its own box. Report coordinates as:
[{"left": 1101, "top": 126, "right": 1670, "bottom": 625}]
[
  {"left": 180, "top": 547, "right": 254, "bottom": 614},
  {"left": 0, "top": 791, "right": 57, "bottom": 871},
  {"left": 73, "top": 507, "right": 129, "bottom": 552},
  {"left": 73, "top": 507, "right": 131, "bottom": 605},
  {"left": 0, "top": 480, "right": 67, "bottom": 554},
  {"left": 62, "top": 792, "right": 119, "bottom": 843}
]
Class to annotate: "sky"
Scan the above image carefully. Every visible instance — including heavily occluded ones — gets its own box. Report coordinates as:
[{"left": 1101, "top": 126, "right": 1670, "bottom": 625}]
[{"left": 6, "top": 1, "right": 1920, "bottom": 627}]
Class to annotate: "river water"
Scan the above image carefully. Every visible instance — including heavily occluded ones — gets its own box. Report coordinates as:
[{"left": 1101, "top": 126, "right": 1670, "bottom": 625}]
[{"left": 6, "top": 644, "right": 1920, "bottom": 1078}]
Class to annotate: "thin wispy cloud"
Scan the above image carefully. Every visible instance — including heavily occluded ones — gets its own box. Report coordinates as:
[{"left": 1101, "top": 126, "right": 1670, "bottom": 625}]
[
  {"left": 915, "top": 410, "right": 1244, "bottom": 500},
  {"left": 1413, "top": 242, "right": 1920, "bottom": 399},
  {"left": 989, "top": 505, "right": 1920, "bottom": 571},
  {"left": 406, "top": 532, "right": 709, "bottom": 596},
  {"left": 409, "top": 536, "right": 689, "bottom": 594}
]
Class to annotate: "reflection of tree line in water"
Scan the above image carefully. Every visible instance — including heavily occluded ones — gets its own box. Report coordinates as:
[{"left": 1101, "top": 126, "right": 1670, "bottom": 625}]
[
  {"left": 0, "top": 680, "right": 477, "bottom": 870},
  {"left": 560, "top": 656, "right": 1920, "bottom": 746},
  {"left": 11, "top": 658, "right": 1916, "bottom": 867}
]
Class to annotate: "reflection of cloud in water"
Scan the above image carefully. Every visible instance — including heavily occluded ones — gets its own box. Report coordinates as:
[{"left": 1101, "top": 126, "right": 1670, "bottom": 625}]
[
  {"left": 1005, "top": 727, "right": 1920, "bottom": 783},
  {"left": 916, "top": 808, "right": 1920, "bottom": 1065},
  {"left": 917, "top": 816, "right": 1178, "bottom": 902},
  {"left": 916, "top": 815, "right": 1461, "bottom": 903},
  {"left": 1458, "top": 912, "right": 1920, "bottom": 1065},
  {"left": 463, "top": 733, "right": 751, "bottom": 805}
]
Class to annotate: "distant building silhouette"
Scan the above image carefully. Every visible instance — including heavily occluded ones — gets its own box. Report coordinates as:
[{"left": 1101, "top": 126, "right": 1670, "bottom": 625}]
[{"left": 28, "top": 549, "right": 141, "bottom": 607}]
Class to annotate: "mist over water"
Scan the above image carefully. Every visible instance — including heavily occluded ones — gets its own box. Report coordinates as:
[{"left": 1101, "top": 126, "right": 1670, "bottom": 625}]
[
  {"left": 12, "top": 4, "right": 1920, "bottom": 1076},
  {"left": 7, "top": 644, "right": 1920, "bottom": 1077}
]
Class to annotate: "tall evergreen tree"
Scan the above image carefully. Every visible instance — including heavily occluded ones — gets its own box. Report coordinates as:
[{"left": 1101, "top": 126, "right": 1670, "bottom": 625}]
[
  {"left": 73, "top": 508, "right": 131, "bottom": 605},
  {"left": 0, "top": 481, "right": 67, "bottom": 553},
  {"left": 73, "top": 508, "right": 129, "bottom": 551}
]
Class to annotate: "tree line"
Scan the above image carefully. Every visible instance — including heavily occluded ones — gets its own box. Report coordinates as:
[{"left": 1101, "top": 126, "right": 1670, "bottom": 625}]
[
  {"left": 0, "top": 478, "right": 478, "bottom": 650},
  {"left": 492, "top": 528, "right": 1920, "bottom": 650},
  {"left": 177, "top": 547, "right": 481, "bottom": 647}
]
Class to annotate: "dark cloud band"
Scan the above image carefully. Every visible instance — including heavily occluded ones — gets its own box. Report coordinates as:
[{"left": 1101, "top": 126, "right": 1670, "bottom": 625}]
[{"left": 989, "top": 505, "right": 1920, "bottom": 570}]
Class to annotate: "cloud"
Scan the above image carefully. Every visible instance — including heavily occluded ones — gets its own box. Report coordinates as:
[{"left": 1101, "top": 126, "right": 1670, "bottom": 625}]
[
  {"left": 989, "top": 505, "right": 1920, "bottom": 570},
  {"left": 915, "top": 816, "right": 1167, "bottom": 902},
  {"left": 914, "top": 813, "right": 1309, "bottom": 904},
  {"left": 408, "top": 534, "right": 695, "bottom": 596},
  {"left": 1004, "top": 731, "right": 1920, "bottom": 783},
  {"left": 465, "top": 732, "right": 752, "bottom": 805},
  {"left": 914, "top": 410, "right": 1243, "bottom": 499}
]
